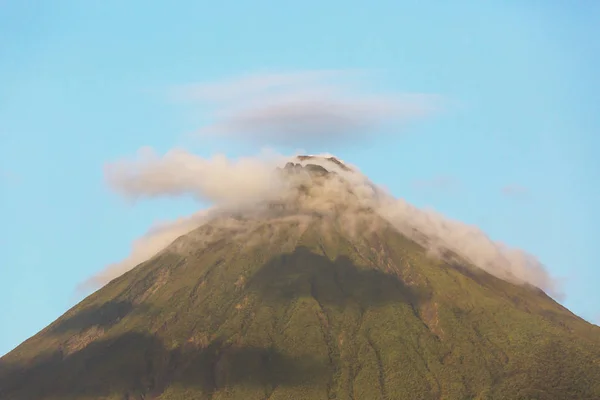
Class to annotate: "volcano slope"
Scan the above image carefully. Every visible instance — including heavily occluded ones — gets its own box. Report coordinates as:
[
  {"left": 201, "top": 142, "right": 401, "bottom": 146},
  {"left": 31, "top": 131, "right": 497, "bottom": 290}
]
[{"left": 1, "top": 158, "right": 599, "bottom": 400}]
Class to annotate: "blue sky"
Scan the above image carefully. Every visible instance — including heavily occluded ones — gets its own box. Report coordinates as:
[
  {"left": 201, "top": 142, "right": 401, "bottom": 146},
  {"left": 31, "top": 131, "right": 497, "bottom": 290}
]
[{"left": 1, "top": 1, "right": 599, "bottom": 356}]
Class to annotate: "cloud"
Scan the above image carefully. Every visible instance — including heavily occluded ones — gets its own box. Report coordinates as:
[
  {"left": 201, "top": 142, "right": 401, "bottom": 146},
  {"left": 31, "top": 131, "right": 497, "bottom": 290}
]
[
  {"left": 502, "top": 184, "right": 529, "bottom": 197},
  {"left": 105, "top": 148, "right": 287, "bottom": 207},
  {"left": 171, "top": 70, "right": 441, "bottom": 148},
  {"left": 0, "top": 169, "right": 20, "bottom": 185},
  {"left": 87, "top": 72, "right": 554, "bottom": 298},
  {"left": 91, "top": 151, "right": 561, "bottom": 300},
  {"left": 281, "top": 158, "right": 559, "bottom": 298},
  {"left": 377, "top": 199, "right": 560, "bottom": 298},
  {"left": 79, "top": 210, "right": 210, "bottom": 290},
  {"left": 412, "top": 176, "right": 461, "bottom": 193}
]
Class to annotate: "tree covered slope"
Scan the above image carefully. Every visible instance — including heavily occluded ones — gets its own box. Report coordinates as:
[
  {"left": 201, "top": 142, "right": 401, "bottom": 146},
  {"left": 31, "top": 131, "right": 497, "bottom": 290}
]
[{"left": 1, "top": 212, "right": 599, "bottom": 400}]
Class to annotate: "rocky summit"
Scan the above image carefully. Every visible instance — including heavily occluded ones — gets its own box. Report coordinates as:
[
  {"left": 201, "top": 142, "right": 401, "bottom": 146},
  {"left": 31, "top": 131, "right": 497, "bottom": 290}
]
[{"left": 1, "top": 156, "right": 599, "bottom": 400}]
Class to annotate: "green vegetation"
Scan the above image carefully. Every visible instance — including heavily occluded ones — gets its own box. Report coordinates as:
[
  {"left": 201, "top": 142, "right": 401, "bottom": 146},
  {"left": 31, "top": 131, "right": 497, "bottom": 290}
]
[{"left": 1, "top": 216, "right": 599, "bottom": 399}]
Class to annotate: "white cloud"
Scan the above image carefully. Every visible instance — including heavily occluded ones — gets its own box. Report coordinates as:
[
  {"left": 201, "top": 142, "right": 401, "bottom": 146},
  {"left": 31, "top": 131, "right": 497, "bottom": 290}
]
[
  {"left": 90, "top": 151, "right": 561, "bottom": 299},
  {"left": 79, "top": 210, "right": 210, "bottom": 289},
  {"left": 172, "top": 70, "right": 441, "bottom": 148},
  {"left": 85, "top": 72, "right": 555, "bottom": 298},
  {"left": 377, "top": 199, "right": 560, "bottom": 298},
  {"left": 105, "top": 147, "right": 287, "bottom": 206}
]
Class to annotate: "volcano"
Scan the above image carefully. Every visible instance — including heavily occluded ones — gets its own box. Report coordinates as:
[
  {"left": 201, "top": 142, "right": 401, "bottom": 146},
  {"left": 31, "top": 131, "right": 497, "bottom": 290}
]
[{"left": 1, "top": 156, "right": 599, "bottom": 400}]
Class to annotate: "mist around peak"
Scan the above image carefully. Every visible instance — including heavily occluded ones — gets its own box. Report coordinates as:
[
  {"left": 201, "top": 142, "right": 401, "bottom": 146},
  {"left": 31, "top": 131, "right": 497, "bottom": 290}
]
[
  {"left": 86, "top": 71, "right": 558, "bottom": 297},
  {"left": 89, "top": 151, "right": 561, "bottom": 299}
]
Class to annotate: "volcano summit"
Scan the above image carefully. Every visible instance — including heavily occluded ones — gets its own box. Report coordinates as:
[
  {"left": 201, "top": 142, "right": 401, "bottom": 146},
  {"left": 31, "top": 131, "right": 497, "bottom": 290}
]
[{"left": 1, "top": 155, "right": 599, "bottom": 400}]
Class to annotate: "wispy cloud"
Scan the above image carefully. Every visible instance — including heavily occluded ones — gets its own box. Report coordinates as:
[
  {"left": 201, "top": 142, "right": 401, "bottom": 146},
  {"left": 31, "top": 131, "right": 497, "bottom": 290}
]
[
  {"left": 412, "top": 176, "right": 461, "bottom": 193},
  {"left": 171, "top": 70, "right": 442, "bottom": 148},
  {"left": 84, "top": 71, "right": 557, "bottom": 298},
  {"left": 170, "top": 69, "right": 350, "bottom": 104},
  {"left": 502, "top": 184, "right": 529, "bottom": 198},
  {"left": 0, "top": 169, "right": 20, "bottom": 185},
  {"left": 79, "top": 211, "right": 210, "bottom": 290}
]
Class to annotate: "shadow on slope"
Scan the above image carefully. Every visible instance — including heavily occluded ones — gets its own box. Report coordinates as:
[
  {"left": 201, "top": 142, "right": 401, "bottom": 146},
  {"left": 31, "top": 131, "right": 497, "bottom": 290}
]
[
  {"left": 47, "top": 300, "right": 144, "bottom": 335},
  {"left": 0, "top": 245, "right": 434, "bottom": 399},
  {"left": 247, "top": 245, "right": 428, "bottom": 309},
  {"left": 0, "top": 332, "right": 328, "bottom": 399}
]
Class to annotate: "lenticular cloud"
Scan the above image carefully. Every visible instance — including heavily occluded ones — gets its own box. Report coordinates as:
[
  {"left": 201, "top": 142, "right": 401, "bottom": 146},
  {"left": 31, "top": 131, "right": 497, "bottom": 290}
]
[
  {"left": 84, "top": 70, "right": 557, "bottom": 298},
  {"left": 171, "top": 70, "right": 441, "bottom": 148}
]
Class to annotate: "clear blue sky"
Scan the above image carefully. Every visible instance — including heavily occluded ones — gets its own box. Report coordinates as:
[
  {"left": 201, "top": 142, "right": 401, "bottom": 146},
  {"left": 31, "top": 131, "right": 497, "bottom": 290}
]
[{"left": 1, "top": 1, "right": 598, "bottom": 356}]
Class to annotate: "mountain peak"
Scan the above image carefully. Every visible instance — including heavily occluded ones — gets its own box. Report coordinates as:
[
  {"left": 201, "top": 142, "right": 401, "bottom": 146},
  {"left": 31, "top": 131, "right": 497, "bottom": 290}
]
[
  {"left": 3, "top": 154, "right": 599, "bottom": 399},
  {"left": 2, "top": 203, "right": 599, "bottom": 399},
  {"left": 294, "top": 155, "right": 353, "bottom": 171},
  {"left": 280, "top": 154, "right": 353, "bottom": 176}
]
